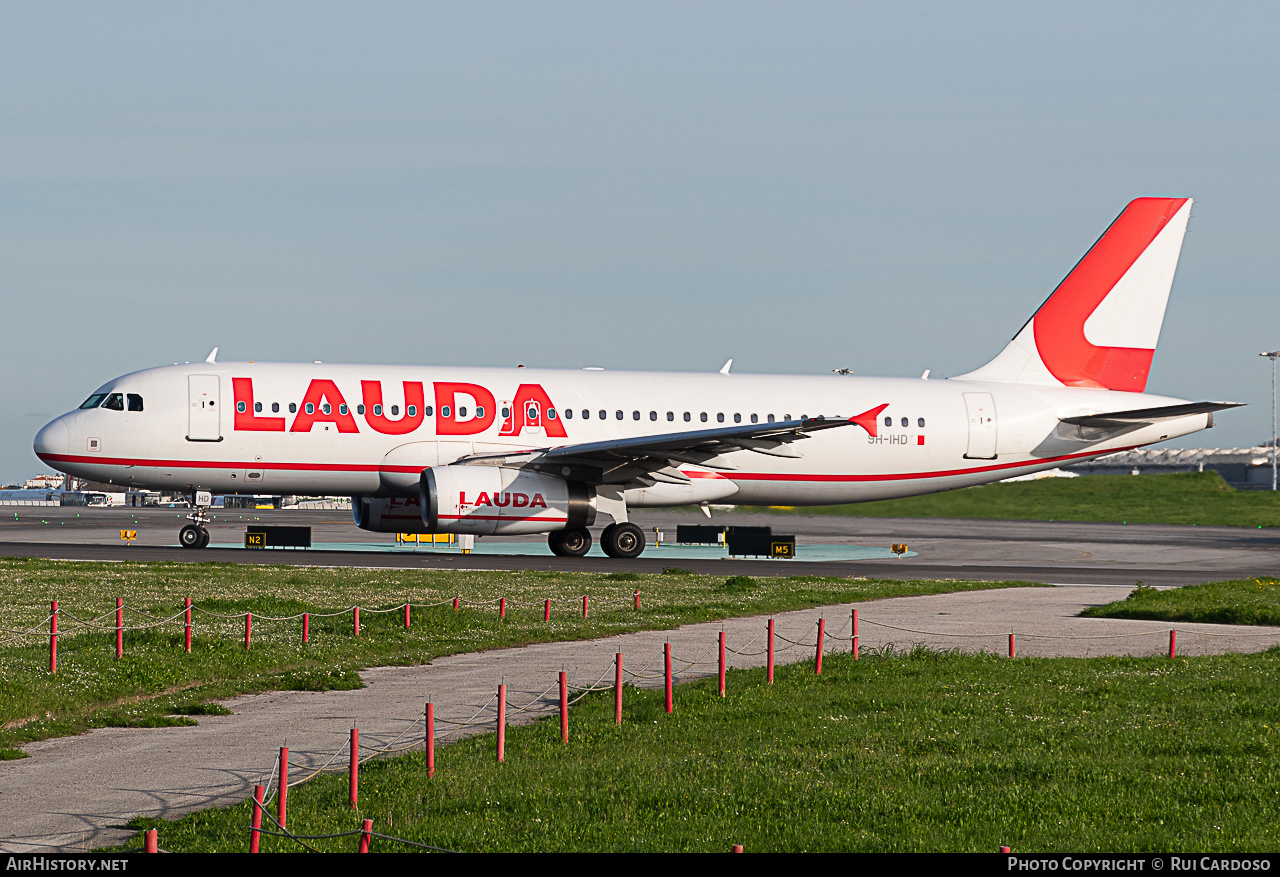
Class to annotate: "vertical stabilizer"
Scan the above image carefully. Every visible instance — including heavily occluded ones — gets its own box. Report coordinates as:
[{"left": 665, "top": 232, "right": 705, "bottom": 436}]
[{"left": 955, "top": 197, "right": 1192, "bottom": 392}]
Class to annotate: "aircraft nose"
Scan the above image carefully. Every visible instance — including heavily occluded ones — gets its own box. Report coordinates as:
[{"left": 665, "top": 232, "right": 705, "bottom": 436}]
[{"left": 33, "top": 417, "right": 69, "bottom": 463}]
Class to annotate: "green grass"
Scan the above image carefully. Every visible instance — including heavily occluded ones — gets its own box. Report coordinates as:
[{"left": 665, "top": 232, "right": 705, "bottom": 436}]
[
  {"left": 114, "top": 646, "right": 1280, "bottom": 853},
  {"left": 0, "top": 557, "right": 1036, "bottom": 754},
  {"left": 752, "top": 471, "right": 1280, "bottom": 527},
  {"left": 1083, "top": 578, "right": 1280, "bottom": 626}
]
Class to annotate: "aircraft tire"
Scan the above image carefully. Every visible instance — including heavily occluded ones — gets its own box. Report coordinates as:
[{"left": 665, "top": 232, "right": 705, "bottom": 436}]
[
  {"left": 601, "top": 522, "right": 645, "bottom": 559},
  {"left": 179, "top": 525, "right": 203, "bottom": 549},
  {"left": 196, "top": 527, "right": 211, "bottom": 549},
  {"left": 557, "top": 527, "right": 592, "bottom": 557}
]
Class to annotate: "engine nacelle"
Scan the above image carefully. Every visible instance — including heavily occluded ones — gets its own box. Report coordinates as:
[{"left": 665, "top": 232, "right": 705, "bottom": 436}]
[
  {"left": 353, "top": 495, "right": 432, "bottom": 533},
  {"left": 421, "top": 466, "right": 596, "bottom": 535}
]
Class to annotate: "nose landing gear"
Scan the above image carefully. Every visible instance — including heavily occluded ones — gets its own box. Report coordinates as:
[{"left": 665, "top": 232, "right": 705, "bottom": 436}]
[{"left": 178, "top": 490, "right": 213, "bottom": 549}]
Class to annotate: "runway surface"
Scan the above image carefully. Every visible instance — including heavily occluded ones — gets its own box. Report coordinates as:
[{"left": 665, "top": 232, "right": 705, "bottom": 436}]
[
  {"left": 4, "top": 585, "right": 1280, "bottom": 853},
  {"left": 3, "top": 506, "right": 1279, "bottom": 586}
]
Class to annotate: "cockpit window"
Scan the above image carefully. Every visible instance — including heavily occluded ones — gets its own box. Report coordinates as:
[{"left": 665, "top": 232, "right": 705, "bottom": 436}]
[
  {"left": 127, "top": 394, "right": 143, "bottom": 412},
  {"left": 79, "top": 394, "right": 107, "bottom": 409},
  {"left": 103, "top": 393, "right": 125, "bottom": 411}
]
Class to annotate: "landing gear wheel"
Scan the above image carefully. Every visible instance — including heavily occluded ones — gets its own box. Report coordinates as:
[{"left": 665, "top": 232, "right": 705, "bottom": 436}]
[
  {"left": 601, "top": 522, "right": 645, "bottom": 559},
  {"left": 179, "top": 525, "right": 203, "bottom": 549},
  {"left": 196, "top": 527, "right": 210, "bottom": 549},
  {"left": 549, "top": 527, "right": 592, "bottom": 558}
]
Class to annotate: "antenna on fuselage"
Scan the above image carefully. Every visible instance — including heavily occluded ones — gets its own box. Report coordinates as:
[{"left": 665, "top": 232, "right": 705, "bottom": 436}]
[
  {"left": 205, "top": 348, "right": 218, "bottom": 364},
  {"left": 719, "top": 359, "right": 733, "bottom": 375}
]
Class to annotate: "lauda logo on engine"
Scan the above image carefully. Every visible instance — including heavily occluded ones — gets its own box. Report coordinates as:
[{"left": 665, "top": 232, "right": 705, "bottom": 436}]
[
  {"left": 231, "top": 378, "right": 567, "bottom": 438},
  {"left": 457, "top": 491, "right": 549, "bottom": 510}
]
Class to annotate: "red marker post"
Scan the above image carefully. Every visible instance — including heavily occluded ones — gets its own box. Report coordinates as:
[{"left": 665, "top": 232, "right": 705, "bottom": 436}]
[
  {"left": 425, "top": 702, "right": 435, "bottom": 778},
  {"left": 664, "top": 643, "right": 673, "bottom": 714},
  {"left": 184, "top": 597, "right": 192, "bottom": 653},
  {"left": 767, "top": 619, "right": 775, "bottom": 684},
  {"left": 497, "top": 684, "right": 507, "bottom": 763},
  {"left": 349, "top": 728, "right": 359, "bottom": 808},
  {"left": 115, "top": 598, "right": 123, "bottom": 660},
  {"left": 718, "top": 631, "right": 726, "bottom": 697},
  {"left": 278, "top": 746, "right": 289, "bottom": 829},
  {"left": 559, "top": 671, "right": 569, "bottom": 743},
  {"left": 49, "top": 601, "right": 57, "bottom": 675},
  {"left": 815, "top": 618, "right": 825, "bottom": 675},
  {"left": 615, "top": 652, "right": 624, "bottom": 725}
]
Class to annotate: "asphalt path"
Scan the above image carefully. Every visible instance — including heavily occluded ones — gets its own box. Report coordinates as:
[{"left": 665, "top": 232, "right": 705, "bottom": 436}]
[
  {"left": 2, "top": 506, "right": 1279, "bottom": 586},
  {"left": 4, "top": 585, "right": 1280, "bottom": 853}
]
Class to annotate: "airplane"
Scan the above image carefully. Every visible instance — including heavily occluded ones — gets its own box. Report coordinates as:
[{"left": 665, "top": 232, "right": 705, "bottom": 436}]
[{"left": 33, "top": 197, "right": 1238, "bottom": 558}]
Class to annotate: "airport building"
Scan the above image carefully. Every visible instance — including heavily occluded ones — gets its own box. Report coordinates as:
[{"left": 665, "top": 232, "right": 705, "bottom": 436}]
[{"left": 1065, "top": 446, "right": 1279, "bottom": 489}]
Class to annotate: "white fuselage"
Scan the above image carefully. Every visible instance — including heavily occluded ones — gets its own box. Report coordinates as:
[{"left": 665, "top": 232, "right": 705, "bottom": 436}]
[{"left": 34, "top": 361, "right": 1210, "bottom": 508}]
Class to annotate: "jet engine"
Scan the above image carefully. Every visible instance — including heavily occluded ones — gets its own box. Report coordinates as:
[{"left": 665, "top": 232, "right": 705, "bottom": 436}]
[
  {"left": 421, "top": 466, "right": 595, "bottom": 535},
  {"left": 353, "top": 495, "right": 432, "bottom": 533}
]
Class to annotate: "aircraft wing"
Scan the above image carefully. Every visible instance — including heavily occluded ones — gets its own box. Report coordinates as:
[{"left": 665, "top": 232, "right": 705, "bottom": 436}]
[{"left": 451, "top": 416, "right": 858, "bottom": 487}]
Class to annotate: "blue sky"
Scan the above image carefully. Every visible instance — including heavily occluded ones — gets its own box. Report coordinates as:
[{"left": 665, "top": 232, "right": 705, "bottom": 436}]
[{"left": 3, "top": 3, "right": 1278, "bottom": 483}]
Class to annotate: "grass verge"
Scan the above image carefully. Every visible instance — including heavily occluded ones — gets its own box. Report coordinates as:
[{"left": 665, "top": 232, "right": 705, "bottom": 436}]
[
  {"left": 1082, "top": 578, "right": 1280, "bottom": 626},
  {"left": 115, "top": 646, "right": 1280, "bottom": 852},
  {"left": 0, "top": 557, "right": 1036, "bottom": 754},
  {"left": 748, "top": 471, "right": 1280, "bottom": 528}
]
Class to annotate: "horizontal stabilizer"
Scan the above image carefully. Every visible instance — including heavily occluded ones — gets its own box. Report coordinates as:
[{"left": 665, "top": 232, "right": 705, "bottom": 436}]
[{"left": 1060, "top": 401, "right": 1242, "bottom": 429}]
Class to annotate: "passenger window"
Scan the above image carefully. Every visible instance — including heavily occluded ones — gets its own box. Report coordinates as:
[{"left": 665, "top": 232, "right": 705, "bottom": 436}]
[
  {"left": 373, "top": 404, "right": 383, "bottom": 416},
  {"left": 271, "top": 403, "right": 280, "bottom": 413},
  {"left": 751, "top": 414, "right": 758, "bottom": 423},
  {"left": 599, "top": 410, "right": 606, "bottom": 420},
  {"left": 305, "top": 403, "right": 315, "bottom": 414},
  {"left": 615, "top": 410, "right": 623, "bottom": 420},
  {"left": 901, "top": 417, "right": 908, "bottom": 427},
  {"left": 547, "top": 408, "right": 556, "bottom": 420},
  {"left": 391, "top": 405, "right": 400, "bottom": 416},
  {"left": 442, "top": 406, "right": 451, "bottom": 417},
  {"left": 650, "top": 411, "right": 657, "bottom": 421},
  {"left": 477, "top": 406, "right": 485, "bottom": 418},
  {"left": 581, "top": 409, "right": 589, "bottom": 419},
  {"left": 103, "top": 393, "right": 124, "bottom": 411},
  {"left": 767, "top": 414, "right": 775, "bottom": 423},
  {"left": 683, "top": 412, "right": 691, "bottom": 422},
  {"left": 458, "top": 406, "right": 466, "bottom": 418},
  {"left": 700, "top": 412, "right": 708, "bottom": 422},
  {"left": 357, "top": 404, "right": 365, "bottom": 415},
  {"left": 717, "top": 413, "right": 724, "bottom": 423},
  {"left": 254, "top": 402, "right": 262, "bottom": 413},
  {"left": 290, "top": 403, "right": 297, "bottom": 414},
  {"left": 425, "top": 406, "right": 433, "bottom": 416},
  {"left": 340, "top": 404, "right": 349, "bottom": 416},
  {"left": 127, "top": 394, "right": 144, "bottom": 412},
  {"left": 564, "top": 409, "right": 573, "bottom": 419},
  {"left": 632, "top": 411, "right": 640, "bottom": 421},
  {"left": 667, "top": 412, "right": 674, "bottom": 421},
  {"left": 918, "top": 417, "right": 926, "bottom": 427},
  {"left": 80, "top": 394, "right": 107, "bottom": 409},
  {"left": 883, "top": 416, "right": 892, "bottom": 427},
  {"left": 236, "top": 401, "right": 247, "bottom": 413},
  {"left": 734, "top": 413, "right": 741, "bottom": 423},
  {"left": 322, "top": 403, "right": 331, "bottom": 415},
  {"left": 784, "top": 414, "right": 790, "bottom": 421}
]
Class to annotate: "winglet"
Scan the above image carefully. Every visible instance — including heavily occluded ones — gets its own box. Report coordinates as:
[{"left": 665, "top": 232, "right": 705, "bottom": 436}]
[
  {"left": 205, "top": 347, "right": 219, "bottom": 364},
  {"left": 849, "top": 404, "right": 889, "bottom": 438}
]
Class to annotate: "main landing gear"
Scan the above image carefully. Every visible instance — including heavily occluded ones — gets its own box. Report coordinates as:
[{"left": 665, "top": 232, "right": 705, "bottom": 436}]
[
  {"left": 600, "top": 522, "right": 645, "bottom": 559},
  {"left": 547, "top": 523, "right": 647, "bottom": 559},
  {"left": 548, "top": 527, "right": 592, "bottom": 557},
  {"left": 179, "top": 491, "right": 212, "bottom": 549}
]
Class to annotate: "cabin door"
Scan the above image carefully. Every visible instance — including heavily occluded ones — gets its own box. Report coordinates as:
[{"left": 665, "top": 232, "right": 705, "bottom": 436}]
[
  {"left": 963, "top": 392, "right": 997, "bottom": 459},
  {"left": 187, "top": 375, "right": 222, "bottom": 442}
]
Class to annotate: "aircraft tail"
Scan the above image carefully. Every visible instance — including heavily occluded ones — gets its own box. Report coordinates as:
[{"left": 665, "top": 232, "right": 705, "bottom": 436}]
[{"left": 955, "top": 197, "right": 1192, "bottom": 392}]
